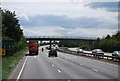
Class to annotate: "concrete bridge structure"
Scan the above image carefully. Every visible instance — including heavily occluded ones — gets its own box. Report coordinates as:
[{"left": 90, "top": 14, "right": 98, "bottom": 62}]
[{"left": 25, "top": 36, "right": 96, "bottom": 49}]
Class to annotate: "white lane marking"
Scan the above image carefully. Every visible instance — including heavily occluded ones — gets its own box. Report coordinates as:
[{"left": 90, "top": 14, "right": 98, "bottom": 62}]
[
  {"left": 92, "top": 69, "right": 98, "bottom": 72},
  {"left": 17, "top": 56, "right": 28, "bottom": 80},
  {"left": 80, "top": 64, "right": 83, "bottom": 66},
  {"left": 57, "top": 69, "right": 61, "bottom": 73},
  {"left": 52, "top": 64, "right": 54, "bottom": 67},
  {"left": 34, "top": 56, "right": 36, "bottom": 58},
  {"left": 68, "top": 79, "right": 70, "bottom": 81}
]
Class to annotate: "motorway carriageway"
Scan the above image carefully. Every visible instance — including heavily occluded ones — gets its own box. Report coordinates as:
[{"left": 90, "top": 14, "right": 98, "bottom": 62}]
[{"left": 9, "top": 46, "right": 119, "bottom": 80}]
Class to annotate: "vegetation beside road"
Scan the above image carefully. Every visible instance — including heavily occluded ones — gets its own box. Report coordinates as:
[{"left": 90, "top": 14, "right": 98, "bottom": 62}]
[
  {"left": 1, "top": 8, "right": 27, "bottom": 79},
  {"left": 94, "top": 31, "right": 120, "bottom": 52},
  {"left": 2, "top": 47, "right": 28, "bottom": 79},
  {"left": 58, "top": 31, "right": 120, "bottom": 53},
  {"left": 60, "top": 47, "right": 68, "bottom": 49},
  {"left": 59, "top": 41, "right": 90, "bottom": 50},
  {"left": 1, "top": 9, "right": 27, "bottom": 56}
]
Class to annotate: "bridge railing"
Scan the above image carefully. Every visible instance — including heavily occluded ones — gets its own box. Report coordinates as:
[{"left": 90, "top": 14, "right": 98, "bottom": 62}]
[{"left": 25, "top": 36, "right": 96, "bottom": 40}]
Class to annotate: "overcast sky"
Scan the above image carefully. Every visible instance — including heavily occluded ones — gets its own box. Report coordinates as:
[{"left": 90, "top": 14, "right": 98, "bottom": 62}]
[{"left": 2, "top": 0, "right": 119, "bottom": 38}]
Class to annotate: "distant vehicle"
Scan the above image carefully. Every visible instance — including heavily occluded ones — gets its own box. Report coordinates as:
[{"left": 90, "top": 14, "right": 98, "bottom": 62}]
[
  {"left": 52, "top": 44, "right": 56, "bottom": 47},
  {"left": 41, "top": 48, "right": 44, "bottom": 52},
  {"left": 76, "top": 49, "right": 83, "bottom": 53},
  {"left": 112, "top": 51, "right": 120, "bottom": 59},
  {"left": 52, "top": 44, "right": 59, "bottom": 49},
  {"left": 48, "top": 49, "right": 57, "bottom": 57},
  {"left": 29, "top": 41, "right": 39, "bottom": 55},
  {"left": 92, "top": 49, "right": 104, "bottom": 56}
]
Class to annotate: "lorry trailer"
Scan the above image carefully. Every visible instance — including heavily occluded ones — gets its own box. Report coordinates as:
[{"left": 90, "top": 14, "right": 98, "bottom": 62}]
[{"left": 29, "top": 41, "right": 39, "bottom": 55}]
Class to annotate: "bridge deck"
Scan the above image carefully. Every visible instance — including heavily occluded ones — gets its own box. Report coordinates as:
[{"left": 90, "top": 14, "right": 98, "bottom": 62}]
[{"left": 25, "top": 36, "right": 96, "bottom": 41}]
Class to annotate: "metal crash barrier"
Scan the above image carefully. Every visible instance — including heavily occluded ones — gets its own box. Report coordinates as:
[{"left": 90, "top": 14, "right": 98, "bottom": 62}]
[{"left": 58, "top": 48, "right": 120, "bottom": 62}]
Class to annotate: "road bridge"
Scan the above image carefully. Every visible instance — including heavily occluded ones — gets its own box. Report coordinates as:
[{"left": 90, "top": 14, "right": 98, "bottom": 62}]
[{"left": 25, "top": 36, "right": 96, "bottom": 49}]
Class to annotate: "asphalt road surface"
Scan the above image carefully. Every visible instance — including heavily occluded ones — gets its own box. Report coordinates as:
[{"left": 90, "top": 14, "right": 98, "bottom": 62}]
[{"left": 17, "top": 46, "right": 119, "bottom": 80}]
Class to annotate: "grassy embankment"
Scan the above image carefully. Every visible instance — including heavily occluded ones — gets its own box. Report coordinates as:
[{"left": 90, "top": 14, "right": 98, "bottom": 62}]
[
  {"left": 59, "top": 47, "right": 68, "bottom": 49},
  {"left": 2, "top": 47, "right": 28, "bottom": 79}
]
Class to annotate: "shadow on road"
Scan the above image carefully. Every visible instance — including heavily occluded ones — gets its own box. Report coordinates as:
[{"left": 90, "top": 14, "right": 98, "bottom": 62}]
[{"left": 25, "top": 54, "right": 38, "bottom": 56}]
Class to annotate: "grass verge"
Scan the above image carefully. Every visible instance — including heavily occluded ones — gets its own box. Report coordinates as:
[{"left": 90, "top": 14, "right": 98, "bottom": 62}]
[
  {"left": 2, "top": 47, "right": 28, "bottom": 79},
  {"left": 59, "top": 47, "right": 68, "bottom": 49}
]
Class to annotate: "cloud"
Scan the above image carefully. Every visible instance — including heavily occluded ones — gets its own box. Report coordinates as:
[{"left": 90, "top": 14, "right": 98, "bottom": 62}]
[
  {"left": 2, "top": 0, "right": 119, "bottom": 2},
  {"left": 23, "top": 26, "right": 117, "bottom": 38},
  {"left": 60, "top": 27, "right": 117, "bottom": 37},
  {"left": 23, "top": 26, "right": 64, "bottom": 36},
  {"left": 2, "top": 2, "right": 118, "bottom": 37},
  {"left": 88, "top": 2, "right": 118, "bottom": 12},
  {"left": 19, "top": 14, "right": 30, "bottom": 22},
  {"left": 3, "top": 2, "right": 117, "bottom": 26},
  {"left": 3, "top": 2, "right": 117, "bottom": 18},
  {"left": 19, "top": 15, "right": 117, "bottom": 29}
]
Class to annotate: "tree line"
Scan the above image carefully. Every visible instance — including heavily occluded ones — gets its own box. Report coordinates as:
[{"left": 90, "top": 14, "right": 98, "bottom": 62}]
[
  {"left": 94, "top": 31, "right": 120, "bottom": 52},
  {"left": 1, "top": 9, "right": 27, "bottom": 56},
  {"left": 58, "top": 31, "right": 120, "bottom": 52},
  {"left": 59, "top": 40, "right": 91, "bottom": 50}
]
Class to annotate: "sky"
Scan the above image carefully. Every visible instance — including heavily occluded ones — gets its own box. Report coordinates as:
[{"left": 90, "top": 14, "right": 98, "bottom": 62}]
[{"left": 2, "top": 0, "right": 119, "bottom": 38}]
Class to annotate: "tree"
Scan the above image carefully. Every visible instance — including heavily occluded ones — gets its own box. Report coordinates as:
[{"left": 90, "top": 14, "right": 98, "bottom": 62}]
[
  {"left": 2, "top": 10, "right": 23, "bottom": 41},
  {"left": 94, "top": 31, "right": 120, "bottom": 52},
  {"left": 115, "top": 31, "right": 120, "bottom": 40},
  {"left": 105, "top": 34, "right": 111, "bottom": 39},
  {"left": 1, "top": 9, "right": 26, "bottom": 56}
]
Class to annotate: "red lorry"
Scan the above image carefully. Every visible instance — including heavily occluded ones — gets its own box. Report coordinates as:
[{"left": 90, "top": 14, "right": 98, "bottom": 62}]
[{"left": 29, "top": 41, "right": 39, "bottom": 55}]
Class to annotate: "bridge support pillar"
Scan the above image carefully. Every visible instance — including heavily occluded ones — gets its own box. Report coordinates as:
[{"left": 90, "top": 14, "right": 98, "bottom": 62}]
[
  {"left": 40, "top": 40, "right": 42, "bottom": 45},
  {"left": 49, "top": 40, "right": 52, "bottom": 49}
]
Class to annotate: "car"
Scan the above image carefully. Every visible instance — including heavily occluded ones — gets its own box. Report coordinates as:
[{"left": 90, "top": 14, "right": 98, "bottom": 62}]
[
  {"left": 112, "top": 51, "right": 120, "bottom": 59},
  {"left": 92, "top": 49, "right": 104, "bottom": 56},
  {"left": 48, "top": 49, "right": 57, "bottom": 57},
  {"left": 76, "top": 49, "right": 83, "bottom": 54}
]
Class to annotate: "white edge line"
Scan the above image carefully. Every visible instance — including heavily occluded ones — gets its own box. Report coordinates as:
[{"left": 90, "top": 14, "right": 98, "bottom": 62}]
[
  {"left": 57, "top": 69, "right": 61, "bottom": 73},
  {"left": 80, "top": 64, "right": 83, "bottom": 66},
  {"left": 16, "top": 56, "right": 28, "bottom": 80},
  {"left": 68, "top": 79, "right": 70, "bottom": 81},
  {"left": 34, "top": 56, "right": 37, "bottom": 58},
  {"left": 52, "top": 64, "right": 54, "bottom": 67},
  {"left": 92, "top": 69, "right": 98, "bottom": 72}
]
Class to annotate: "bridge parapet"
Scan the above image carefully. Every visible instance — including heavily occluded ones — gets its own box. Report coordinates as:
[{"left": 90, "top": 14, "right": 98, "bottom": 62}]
[{"left": 25, "top": 36, "right": 96, "bottom": 41}]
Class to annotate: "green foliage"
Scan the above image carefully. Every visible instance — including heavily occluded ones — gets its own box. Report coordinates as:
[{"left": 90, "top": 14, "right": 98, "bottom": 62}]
[
  {"left": 59, "top": 40, "right": 78, "bottom": 47},
  {"left": 2, "top": 9, "right": 23, "bottom": 42},
  {"left": 1, "top": 9, "right": 26, "bottom": 56},
  {"left": 15, "top": 36, "right": 27, "bottom": 51},
  {"left": 2, "top": 48, "right": 28, "bottom": 79},
  {"left": 80, "top": 44, "right": 90, "bottom": 50},
  {"left": 59, "top": 40, "right": 90, "bottom": 50},
  {"left": 1, "top": 9, "right": 27, "bottom": 79},
  {"left": 105, "top": 34, "right": 111, "bottom": 39},
  {"left": 95, "top": 31, "right": 120, "bottom": 52}
]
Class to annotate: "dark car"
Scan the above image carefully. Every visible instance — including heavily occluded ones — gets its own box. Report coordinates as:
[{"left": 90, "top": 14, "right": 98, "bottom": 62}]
[
  {"left": 112, "top": 51, "right": 120, "bottom": 59},
  {"left": 92, "top": 49, "right": 104, "bottom": 56},
  {"left": 48, "top": 49, "right": 57, "bottom": 57}
]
